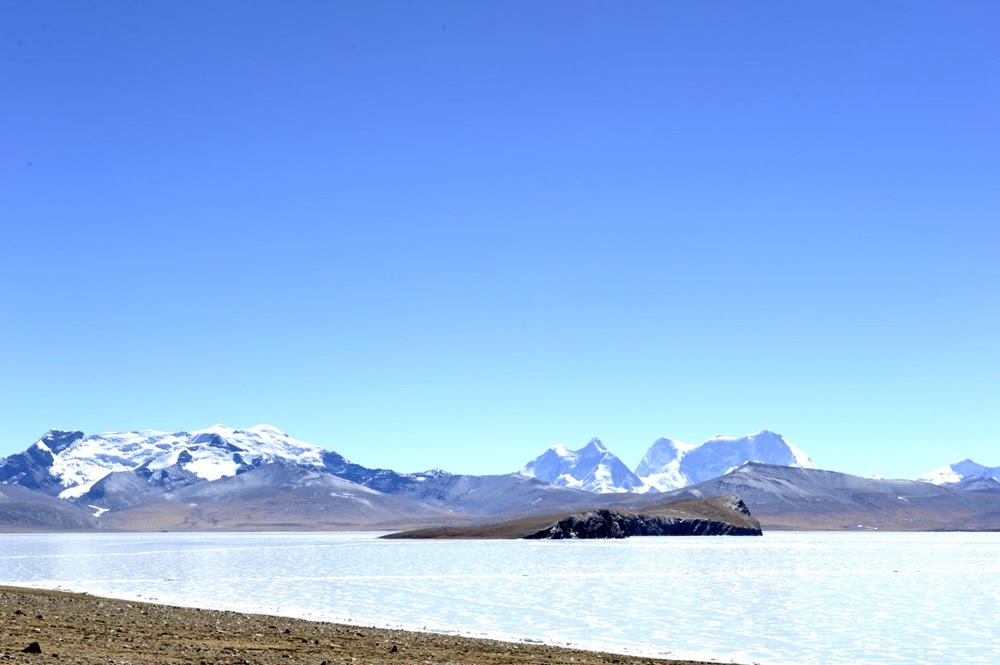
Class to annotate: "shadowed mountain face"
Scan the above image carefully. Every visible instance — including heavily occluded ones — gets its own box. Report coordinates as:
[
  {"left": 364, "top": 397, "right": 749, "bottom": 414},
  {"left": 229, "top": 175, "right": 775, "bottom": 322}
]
[
  {"left": 77, "top": 460, "right": 205, "bottom": 510},
  {"left": 320, "top": 455, "right": 604, "bottom": 517},
  {"left": 0, "top": 431, "right": 86, "bottom": 494},
  {"left": 0, "top": 485, "right": 100, "bottom": 532},
  {"left": 620, "top": 463, "right": 1000, "bottom": 531},
  {"left": 946, "top": 476, "right": 1000, "bottom": 493},
  {"left": 53, "top": 465, "right": 623, "bottom": 532},
  {"left": 384, "top": 496, "right": 762, "bottom": 539},
  {"left": 101, "top": 463, "right": 462, "bottom": 531},
  {"left": 387, "top": 472, "right": 604, "bottom": 517}
]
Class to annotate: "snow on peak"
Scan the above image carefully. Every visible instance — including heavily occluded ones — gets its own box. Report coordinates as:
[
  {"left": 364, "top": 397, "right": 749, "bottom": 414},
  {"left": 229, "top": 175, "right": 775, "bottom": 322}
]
[
  {"left": 249, "top": 424, "right": 287, "bottom": 435},
  {"left": 549, "top": 444, "right": 571, "bottom": 457},
  {"left": 637, "top": 430, "right": 815, "bottom": 492},
  {"left": 191, "top": 423, "right": 236, "bottom": 436},
  {"left": 21, "top": 425, "right": 329, "bottom": 498},
  {"left": 916, "top": 458, "right": 999, "bottom": 485},
  {"left": 521, "top": 438, "right": 644, "bottom": 493},
  {"left": 634, "top": 437, "right": 690, "bottom": 491},
  {"left": 522, "top": 430, "right": 817, "bottom": 494}
]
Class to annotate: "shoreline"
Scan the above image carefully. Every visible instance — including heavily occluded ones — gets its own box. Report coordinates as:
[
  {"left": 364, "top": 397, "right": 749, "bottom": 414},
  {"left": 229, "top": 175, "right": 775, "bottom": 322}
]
[{"left": 0, "top": 585, "right": 728, "bottom": 665}]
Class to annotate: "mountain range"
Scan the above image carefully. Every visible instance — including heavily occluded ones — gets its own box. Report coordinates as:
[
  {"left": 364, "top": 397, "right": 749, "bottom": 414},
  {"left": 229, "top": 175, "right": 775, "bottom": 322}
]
[
  {"left": 521, "top": 429, "right": 815, "bottom": 492},
  {"left": 0, "top": 425, "right": 601, "bottom": 531},
  {"left": 620, "top": 462, "right": 1000, "bottom": 531},
  {"left": 0, "top": 424, "right": 997, "bottom": 532}
]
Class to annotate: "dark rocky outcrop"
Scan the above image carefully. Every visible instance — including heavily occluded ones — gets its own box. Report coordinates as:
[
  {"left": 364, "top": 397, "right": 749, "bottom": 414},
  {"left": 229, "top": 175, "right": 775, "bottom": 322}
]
[{"left": 524, "top": 507, "right": 761, "bottom": 539}]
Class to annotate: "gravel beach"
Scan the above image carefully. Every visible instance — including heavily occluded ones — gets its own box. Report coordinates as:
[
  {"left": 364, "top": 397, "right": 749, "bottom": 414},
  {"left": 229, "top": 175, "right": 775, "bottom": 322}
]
[{"left": 0, "top": 586, "right": 717, "bottom": 665}]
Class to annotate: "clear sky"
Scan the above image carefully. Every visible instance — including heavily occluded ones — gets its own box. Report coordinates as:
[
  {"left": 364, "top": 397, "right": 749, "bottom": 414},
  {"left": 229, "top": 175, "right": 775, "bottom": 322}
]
[{"left": 2, "top": 1, "right": 998, "bottom": 479}]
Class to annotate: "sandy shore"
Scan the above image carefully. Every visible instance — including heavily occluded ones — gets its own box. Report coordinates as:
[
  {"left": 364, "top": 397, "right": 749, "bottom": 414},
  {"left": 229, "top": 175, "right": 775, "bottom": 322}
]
[{"left": 0, "top": 586, "right": 719, "bottom": 665}]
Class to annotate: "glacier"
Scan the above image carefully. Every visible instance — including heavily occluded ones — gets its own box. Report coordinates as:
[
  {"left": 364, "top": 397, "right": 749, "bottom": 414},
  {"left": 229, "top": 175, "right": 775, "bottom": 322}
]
[{"left": 10, "top": 424, "right": 328, "bottom": 499}]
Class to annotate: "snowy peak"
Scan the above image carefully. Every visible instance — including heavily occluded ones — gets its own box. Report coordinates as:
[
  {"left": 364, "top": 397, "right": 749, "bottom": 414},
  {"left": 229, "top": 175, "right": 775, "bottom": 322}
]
[
  {"left": 521, "top": 438, "right": 645, "bottom": 493},
  {"left": 1, "top": 425, "right": 329, "bottom": 500},
  {"left": 634, "top": 437, "right": 690, "bottom": 492},
  {"left": 522, "top": 430, "right": 816, "bottom": 494},
  {"left": 916, "top": 458, "right": 1000, "bottom": 486},
  {"left": 699, "top": 430, "right": 814, "bottom": 469},
  {"left": 635, "top": 437, "right": 688, "bottom": 475},
  {"left": 37, "top": 430, "right": 85, "bottom": 455},
  {"left": 580, "top": 438, "right": 609, "bottom": 454},
  {"left": 637, "top": 430, "right": 815, "bottom": 492}
]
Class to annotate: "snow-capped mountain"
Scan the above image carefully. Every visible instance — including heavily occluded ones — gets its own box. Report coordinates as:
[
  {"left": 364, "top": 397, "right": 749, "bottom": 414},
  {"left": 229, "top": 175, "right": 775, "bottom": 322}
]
[
  {"left": 520, "top": 430, "right": 814, "bottom": 494},
  {"left": 916, "top": 459, "right": 1000, "bottom": 486},
  {"left": 636, "top": 430, "right": 815, "bottom": 492},
  {"left": 2, "top": 424, "right": 999, "bottom": 531},
  {"left": 0, "top": 425, "right": 607, "bottom": 524},
  {"left": 0, "top": 424, "right": 328, "bottom": 499},
  {"left": 634, "top": 437, "right": 694, "bottom": 491},
  {"left": 520, "top": 438, "right": 646, "bottom": 493}
]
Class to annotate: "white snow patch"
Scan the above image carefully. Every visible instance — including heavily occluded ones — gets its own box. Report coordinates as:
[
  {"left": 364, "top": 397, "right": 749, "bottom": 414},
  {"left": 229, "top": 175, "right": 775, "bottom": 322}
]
[
  {"left": 182, "top": 458, "right": 239, "bottom": 482},
  {"left": 35, "top": 424, "right": 332, "bottom": 497}
]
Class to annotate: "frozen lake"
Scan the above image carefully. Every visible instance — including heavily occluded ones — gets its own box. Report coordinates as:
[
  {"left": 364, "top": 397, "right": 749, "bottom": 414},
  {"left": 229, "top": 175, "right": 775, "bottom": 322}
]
[{"left": 1, "top": 531, "right": 997, "bottom": 664}]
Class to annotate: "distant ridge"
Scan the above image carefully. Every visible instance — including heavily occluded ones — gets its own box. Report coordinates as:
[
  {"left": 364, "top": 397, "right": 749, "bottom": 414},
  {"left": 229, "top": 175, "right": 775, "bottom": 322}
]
[
  {"left": 2, "top": 425, "right": 998, "bottom": 532},
  {"left": 917, "top": 459, "right": 1000, "bottom": 487},
  {"left": 620, "top": 462, "right": 1000, "bottom": 531}
]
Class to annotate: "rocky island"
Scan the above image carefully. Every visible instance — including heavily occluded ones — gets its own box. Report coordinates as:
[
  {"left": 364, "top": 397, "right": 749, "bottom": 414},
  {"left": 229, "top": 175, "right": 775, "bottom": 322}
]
[{"left": 383, "top": 496, "right": 762, "bottom": 539}]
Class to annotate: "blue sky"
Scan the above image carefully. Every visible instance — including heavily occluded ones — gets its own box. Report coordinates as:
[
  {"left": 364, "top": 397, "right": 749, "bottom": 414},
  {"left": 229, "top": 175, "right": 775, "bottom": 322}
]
[{"left": 2, "top": 1, "right": 997, "bottom": 478}]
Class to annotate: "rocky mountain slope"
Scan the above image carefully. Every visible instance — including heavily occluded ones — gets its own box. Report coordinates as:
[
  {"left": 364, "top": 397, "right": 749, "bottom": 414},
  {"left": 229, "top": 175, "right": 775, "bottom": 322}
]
[
  {"left": 101, "top": 463, "right": 461, "bottom": 531},
  {"left": 0, "top": 485, "right": 100, "bottom": 531},
  {"left": 622, "top": 462, "right": 1000, "bottom": 531}
]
